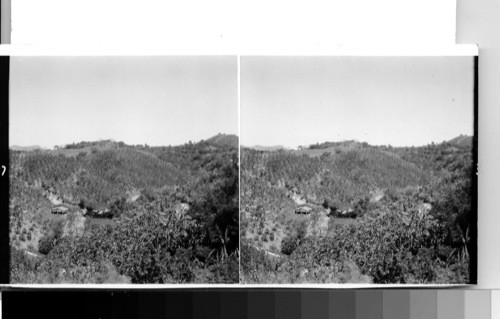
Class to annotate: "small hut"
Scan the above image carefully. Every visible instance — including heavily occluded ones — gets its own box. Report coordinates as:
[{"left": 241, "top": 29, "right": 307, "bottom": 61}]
[
  {"left": 94, "top": 208, "right": 113, "bottom": 218},
  {"left": 51, "top": 206, "right": 69, "bottom": 214},
  {"left": 294, "top": 205, "right": 313, "bottom": 215}
]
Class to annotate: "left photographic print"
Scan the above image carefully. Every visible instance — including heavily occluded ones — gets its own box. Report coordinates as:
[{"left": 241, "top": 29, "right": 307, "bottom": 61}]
[{"left": 8, "top": 56, "right": 239, "bottom": 284}]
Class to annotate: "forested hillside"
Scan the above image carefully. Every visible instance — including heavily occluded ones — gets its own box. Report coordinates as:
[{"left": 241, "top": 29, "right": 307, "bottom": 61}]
[
  {"left": 241, "top": 136, "right": 474, "bottom": 284},
  {"left": 10, "top": 134, "right": 239, "bottom": 284}
]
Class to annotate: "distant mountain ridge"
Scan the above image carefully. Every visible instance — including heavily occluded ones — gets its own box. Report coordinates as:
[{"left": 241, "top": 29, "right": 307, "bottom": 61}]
[
  {"left": 304, "top": 135, "right": 473, "bottom": 151},
  {"left": 447, "top": 135, "right": 473, "bottom": 147},
  {"left": 11, "top": 133, "right": 239, "bottom": 153},
  {"left": 204, "top": 133, "right": 238, "bottom": 148},
  {"left": 245, "top": 145, "right": 289, "bottom": 151},
  {"left": 10, "top": 145, "right": 46, "bottom": 151}
]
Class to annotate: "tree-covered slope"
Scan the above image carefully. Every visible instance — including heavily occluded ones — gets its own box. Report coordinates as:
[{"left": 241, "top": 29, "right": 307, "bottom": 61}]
[
  {"left": 241, "top": 136, "right": 474, "bottom": 284},
  {"left": 10, "top": 135, "right": 239, "bottom": 284}
]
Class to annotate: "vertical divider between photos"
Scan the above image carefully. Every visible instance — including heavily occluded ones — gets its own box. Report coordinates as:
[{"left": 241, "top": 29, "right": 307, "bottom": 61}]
[
  {"left": 238, "top": 54, "right": 242, "bottom": 282},
  {"left": 0, "top": 56, "right": 10, "bottom": 284},
  {"left": 470, "top": 55, "right": 478, "bottom": 284}
]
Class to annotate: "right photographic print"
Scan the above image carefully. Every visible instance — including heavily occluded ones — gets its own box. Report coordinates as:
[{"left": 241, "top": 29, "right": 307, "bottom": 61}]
[{"left": 240, "top": 55, "right": 477, "bottom": 284}]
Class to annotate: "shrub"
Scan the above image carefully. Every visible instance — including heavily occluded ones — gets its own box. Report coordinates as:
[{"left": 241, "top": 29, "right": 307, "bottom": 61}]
[
  {"left": 281, "top": 235, "right": 298, "bottom": 255},
  {"left": 322, "top": 199, "right": 330, "bottom": 209},
  {"left": 76, "top": 152, "right": 86, "bottom": 160},
  {"left": 78, "top": 199, "right": 86, "bottom": 209},
  {"left": 38, "top": 235, "right": 56, "bottom": 255}
]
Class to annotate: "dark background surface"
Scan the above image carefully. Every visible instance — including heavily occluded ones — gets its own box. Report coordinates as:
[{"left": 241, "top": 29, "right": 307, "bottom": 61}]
[{"left": 0, "top": 56, "right": 9, "bottom": 284}]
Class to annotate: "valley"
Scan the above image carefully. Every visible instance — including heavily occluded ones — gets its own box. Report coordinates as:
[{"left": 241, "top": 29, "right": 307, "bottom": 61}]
[
  {"left": 241, "top": 136, "right": 474, "bottom": 284},
  {"left": 10, "top": 134, "right": 239, "bottom": 284}
]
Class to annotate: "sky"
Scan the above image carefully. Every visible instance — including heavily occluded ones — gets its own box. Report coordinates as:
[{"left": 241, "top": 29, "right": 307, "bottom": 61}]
[
  {"left": 10, "top": 56, "right": 237, "bottom": 148},
  {"left": 241, "top": 56, "right": 475, "bottom": 149}
]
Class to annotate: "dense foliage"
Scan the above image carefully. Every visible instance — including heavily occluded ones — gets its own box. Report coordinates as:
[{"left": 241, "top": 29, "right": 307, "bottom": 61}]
[
  {"left": 10, "top": 135, "right": 239, "bottom": 283},
  {"left": 241, "top": 137, "right": 474, "bottom": 284}
]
